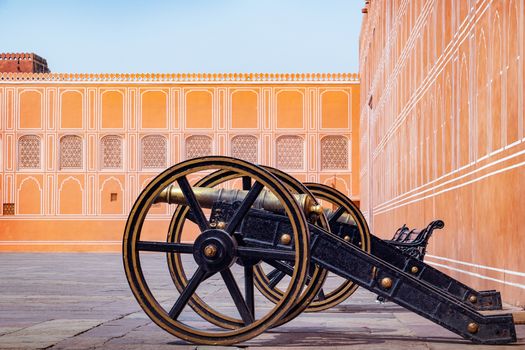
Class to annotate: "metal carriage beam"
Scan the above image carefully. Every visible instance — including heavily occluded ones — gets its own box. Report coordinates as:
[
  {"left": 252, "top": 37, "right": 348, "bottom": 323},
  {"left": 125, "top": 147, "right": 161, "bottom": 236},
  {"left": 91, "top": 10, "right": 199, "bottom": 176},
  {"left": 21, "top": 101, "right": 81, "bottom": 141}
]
[
  {"left": 158, "top": 185, "right": 502, "bottom": 311},
  {"left": 236, "top": 209, "right": 516, "bottom": 345}
]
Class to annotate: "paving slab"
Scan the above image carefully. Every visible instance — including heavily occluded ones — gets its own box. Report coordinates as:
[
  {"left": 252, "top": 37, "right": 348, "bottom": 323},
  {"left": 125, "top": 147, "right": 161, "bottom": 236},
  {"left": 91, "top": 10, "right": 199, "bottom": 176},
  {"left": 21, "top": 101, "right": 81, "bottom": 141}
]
[{"left": 0, "top": 253, "right": 523, "bottom": 349}]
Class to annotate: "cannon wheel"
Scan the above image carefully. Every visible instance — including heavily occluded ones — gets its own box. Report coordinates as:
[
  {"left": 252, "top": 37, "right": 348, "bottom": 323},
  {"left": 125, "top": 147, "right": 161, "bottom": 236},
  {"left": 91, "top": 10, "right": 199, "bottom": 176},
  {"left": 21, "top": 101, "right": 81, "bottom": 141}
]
[
  {"left": 299, "top": 182, "right": 372, "bottom": 311},
  {"left": 166, "top": 166, "right": 329, "bottom": 328},
  {"left": 123, "top": 156, "right": 310, "bottom": 345}
]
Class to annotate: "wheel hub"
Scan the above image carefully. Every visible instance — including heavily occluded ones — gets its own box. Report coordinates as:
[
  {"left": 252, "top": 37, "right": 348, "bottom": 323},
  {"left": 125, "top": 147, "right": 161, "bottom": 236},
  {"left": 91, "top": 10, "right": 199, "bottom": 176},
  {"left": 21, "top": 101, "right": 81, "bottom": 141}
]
[
  {"left": 193, "top": 229, "right": 238, "bottom": 272},
  {"left": 203, "top": 244, "right": 218, "bottom": 258}
]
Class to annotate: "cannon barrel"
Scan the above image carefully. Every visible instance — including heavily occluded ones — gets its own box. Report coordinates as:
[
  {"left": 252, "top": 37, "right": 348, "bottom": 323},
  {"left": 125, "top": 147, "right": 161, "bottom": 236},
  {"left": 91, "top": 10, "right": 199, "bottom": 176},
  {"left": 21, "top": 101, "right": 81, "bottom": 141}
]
[{"left": 154, "top": 185, "right": 356, "bottom": 225}]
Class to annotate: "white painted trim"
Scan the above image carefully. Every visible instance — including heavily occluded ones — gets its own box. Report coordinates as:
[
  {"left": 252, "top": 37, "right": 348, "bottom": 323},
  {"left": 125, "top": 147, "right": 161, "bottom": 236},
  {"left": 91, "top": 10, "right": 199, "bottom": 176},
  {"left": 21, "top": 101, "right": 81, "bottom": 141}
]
[
  {"left": 426, "top": 254, "right": 525, "bottom": 278},
  {"left": 426, "top": 260, "right": 525, "bottom": 290}
]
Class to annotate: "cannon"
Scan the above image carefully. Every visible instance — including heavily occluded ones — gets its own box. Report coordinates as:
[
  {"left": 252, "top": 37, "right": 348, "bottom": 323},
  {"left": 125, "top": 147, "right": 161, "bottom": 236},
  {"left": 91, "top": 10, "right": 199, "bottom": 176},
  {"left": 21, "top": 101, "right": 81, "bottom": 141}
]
[{"left": 123, "top": 156, "right": 522, "bottom": 345}]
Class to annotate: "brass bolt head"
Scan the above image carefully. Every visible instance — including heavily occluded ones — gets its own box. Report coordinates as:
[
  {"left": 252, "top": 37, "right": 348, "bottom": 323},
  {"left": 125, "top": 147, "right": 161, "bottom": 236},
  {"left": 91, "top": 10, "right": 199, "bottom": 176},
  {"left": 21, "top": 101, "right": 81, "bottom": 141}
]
[
  {"left": 467, "top": 322, "right": 479, "bottom": 334},
  {"left": 310, "top": 204, "right": 324, "bottom": 216},
  {"left": 280, "top": 234, "right": 292, "bottom": 245},
  {"left": 216, "top": 221, "right": 226, "bottom": 230},
  {"left": 203, "top": 244, "right": 218, "bottom": 258},
  {"left": 380, "top": 277, "right": 393, "bottom": 289},
  {"left": 469, "top": 295, "right": 478, "bottom": 304},
  {"left": 410, "top": 266, "right": 419, "bottom": 274},
  {"left": 343, "top": 235, "right": 351, "bottom": 242}
]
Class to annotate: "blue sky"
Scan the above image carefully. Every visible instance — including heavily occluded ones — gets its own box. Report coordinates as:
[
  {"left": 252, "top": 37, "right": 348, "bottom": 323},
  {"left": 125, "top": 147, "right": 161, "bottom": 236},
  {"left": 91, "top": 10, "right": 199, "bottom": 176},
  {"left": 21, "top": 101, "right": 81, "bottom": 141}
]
[{"left": 0, "top": 0, "right": 363, "bottom": 73}]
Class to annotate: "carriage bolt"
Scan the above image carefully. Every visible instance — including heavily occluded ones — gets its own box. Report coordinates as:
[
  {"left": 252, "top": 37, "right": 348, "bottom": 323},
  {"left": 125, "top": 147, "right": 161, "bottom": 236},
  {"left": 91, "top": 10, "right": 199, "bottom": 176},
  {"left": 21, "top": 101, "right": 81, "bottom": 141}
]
[
  {"left": 467, "top": 322, "right": 479, "bottom": 334},
  {"left": 380, "top": 277, "right": 393, "bottom": 289},
  {"left": 343, "top": 235, "right": 351, "bottom": 242},
  {"left": 469, "top": 295, "right": 478, "bottom": 303},
  {"left": 216, "top": 221, "right": 226, "bottom": 230},
  {"left": 410, "top": 266, "right": 419, "bottom": 274},
  {"left": 280, "top": 234, "right": 292, "bottom": 245}
]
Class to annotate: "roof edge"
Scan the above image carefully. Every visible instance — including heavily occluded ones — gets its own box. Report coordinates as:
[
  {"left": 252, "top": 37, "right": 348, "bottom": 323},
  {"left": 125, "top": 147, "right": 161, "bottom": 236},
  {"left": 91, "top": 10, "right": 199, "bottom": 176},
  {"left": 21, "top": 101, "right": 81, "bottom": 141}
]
[{"left": 0, "top": 72, "right": 359, "bottom": 83}]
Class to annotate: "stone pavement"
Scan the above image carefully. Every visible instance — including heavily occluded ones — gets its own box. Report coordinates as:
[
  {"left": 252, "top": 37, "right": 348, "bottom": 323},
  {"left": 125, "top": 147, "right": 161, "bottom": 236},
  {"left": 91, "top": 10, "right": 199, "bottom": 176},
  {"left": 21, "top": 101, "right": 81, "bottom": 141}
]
[{"left": 0, "top": 253, "right": 523, "bottom": 350}]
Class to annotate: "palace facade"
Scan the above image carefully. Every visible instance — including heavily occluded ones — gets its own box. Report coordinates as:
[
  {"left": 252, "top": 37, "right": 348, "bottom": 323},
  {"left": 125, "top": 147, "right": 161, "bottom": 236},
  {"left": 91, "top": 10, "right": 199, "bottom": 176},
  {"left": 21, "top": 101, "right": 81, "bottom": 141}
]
[
  {"left": 0, "top": 72, "right": 360, "bottom": 252},
  {"left": 360, "top": 0, "right": 524, "bottom": 304}
]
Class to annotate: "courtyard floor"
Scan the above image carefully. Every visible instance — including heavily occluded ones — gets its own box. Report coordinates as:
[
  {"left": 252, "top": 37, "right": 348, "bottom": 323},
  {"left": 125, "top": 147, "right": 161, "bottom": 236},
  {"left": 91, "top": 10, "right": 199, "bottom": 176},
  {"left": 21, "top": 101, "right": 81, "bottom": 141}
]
[{"left": 0, "top": 253, "right": 523, "bottom": 350}]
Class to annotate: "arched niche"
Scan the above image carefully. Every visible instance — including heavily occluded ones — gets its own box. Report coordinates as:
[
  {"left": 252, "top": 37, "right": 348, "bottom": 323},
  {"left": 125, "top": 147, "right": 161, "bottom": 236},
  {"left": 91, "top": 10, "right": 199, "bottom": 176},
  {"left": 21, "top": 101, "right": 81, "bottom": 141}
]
[
  {"left": 100, "top": 176, "right": 124, "bottom": 215},
  {"left": 59, "top": 176, "right": 83, "bottom": 214},
  {"left": 141, "top": 90, "right": 167, "bottom": 129},
  {"left": 19, "top": 90, "right": 42, "bottom": 129},
  {"left": 276, "top": 90, "right": 303, "bottom": 129},
  {"left": 231, "top": 90, "right": 258, "bottom": 128},
  {"left": 60, "top": 91, "right": 83, "bottom": 128},
  {"left": 17, "top": 176, "right": 42, "bottom": 215},
  {"left": 102, "top": 91, "right": 124, "bottom": 129},
  {"left": 321, "top": 91, "right": 349, "bottom": 129},
  {"left": 186, "top": 90, "right": 213, "bottom": 128}
]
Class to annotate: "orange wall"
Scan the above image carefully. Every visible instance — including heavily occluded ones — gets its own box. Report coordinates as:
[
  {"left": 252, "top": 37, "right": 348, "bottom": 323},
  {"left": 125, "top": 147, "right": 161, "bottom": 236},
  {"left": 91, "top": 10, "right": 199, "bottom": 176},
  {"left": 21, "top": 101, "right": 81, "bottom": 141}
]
[
  {"left": 0, "top": 73, "right": 360, "bottom": 252},
  {"left": 360, "top": 0, "right": 524, "bottom": 305}
]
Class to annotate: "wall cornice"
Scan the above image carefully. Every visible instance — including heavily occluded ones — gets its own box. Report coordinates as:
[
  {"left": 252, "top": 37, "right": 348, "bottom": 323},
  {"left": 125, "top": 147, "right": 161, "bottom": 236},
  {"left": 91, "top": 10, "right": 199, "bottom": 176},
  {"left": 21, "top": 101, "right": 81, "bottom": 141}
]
[{"left": 0, "top": 72, "right": 359, "bottom": 84}]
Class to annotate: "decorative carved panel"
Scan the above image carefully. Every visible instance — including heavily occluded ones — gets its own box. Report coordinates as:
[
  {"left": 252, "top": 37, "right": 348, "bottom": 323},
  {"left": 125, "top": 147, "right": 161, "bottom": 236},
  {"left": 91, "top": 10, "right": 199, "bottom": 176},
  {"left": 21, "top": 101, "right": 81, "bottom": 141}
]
[
  {"left": 231, "top": 135, "right": 257, "bottom": 163},
  {"left": 321, "top": 136, "right": 349, "bottom": 170},
  {"left": 101, "top": 135, "right": 123, "bottom": 169},
  {"left": 276, "top": 135, "right": 303, "bottom": 169},
  {"left": 185, "top": 135, "right": 212, "bottom": 159},
  {"left": 18, "top": 135, "right": 41, "bottom": 169},
  {"left": 60, "top": 135, "right": 82, "bottom": 169},
  {"left": 141, "top": 135, "right": 167, "bottom": 169},
  {"left": 3, "top": 203, "right": 15, "bottom": 215}
]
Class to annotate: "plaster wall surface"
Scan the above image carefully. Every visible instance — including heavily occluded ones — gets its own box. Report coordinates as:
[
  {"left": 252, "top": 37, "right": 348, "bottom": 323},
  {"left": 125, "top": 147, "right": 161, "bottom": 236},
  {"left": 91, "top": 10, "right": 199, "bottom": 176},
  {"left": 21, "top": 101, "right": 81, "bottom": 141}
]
[
  {"left": 0, "top": 73, "right": 360, "bottom": 252},
  {"left": 359, "top": 0, "right": 525, "bottom": 305}
]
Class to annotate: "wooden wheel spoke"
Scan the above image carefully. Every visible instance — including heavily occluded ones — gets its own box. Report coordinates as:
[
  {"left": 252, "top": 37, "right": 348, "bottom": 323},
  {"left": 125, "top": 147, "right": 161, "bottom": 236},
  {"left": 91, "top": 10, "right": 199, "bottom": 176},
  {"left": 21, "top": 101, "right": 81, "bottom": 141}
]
[
  {"left": 264, "top": 259, "right": 312, "bottom": 285},
  {"left": 177, "top": 176, "right": 209, "bottom": 232},
  {"left": 266, "top": 268, "right": 281, "bottom": 281},
  {"left": 328, "top": 206, "right": 346, "bottom": 224},
  {"left": 237, "top": 246, "right": 295, "bottom": 261},
  {"left": 242, "top": 176, "right": 252, "bottom": 190},
  {"left": 268, "top": 270, "right": 286, "bottom": 289},
  {"left": 137, "top": 241, "right": 193, "bottom": 253},
  {"left": 221, "top": 268, "right": 254, "bottom": 325},
  {"left": 244, "top": 265, "right": 255, "bottom": 316},
  {"left": 226, "top": 181, "right": 264, "bottom": 234},
  {"left": 264, "top": 259, "right": 295, "bottom": 276},
  {"left": 168, "top": 267, "right": 207, "bottom": 319}
]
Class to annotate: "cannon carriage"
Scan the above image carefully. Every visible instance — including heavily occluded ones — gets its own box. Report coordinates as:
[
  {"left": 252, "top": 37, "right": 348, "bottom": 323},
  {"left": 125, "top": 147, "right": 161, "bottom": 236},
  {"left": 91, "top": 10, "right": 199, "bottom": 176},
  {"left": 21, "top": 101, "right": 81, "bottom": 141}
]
[{"left": 123, "top": 156, "right": 521, "bottom": 345}]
